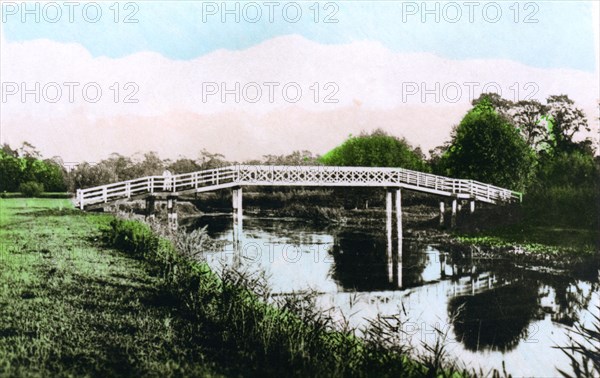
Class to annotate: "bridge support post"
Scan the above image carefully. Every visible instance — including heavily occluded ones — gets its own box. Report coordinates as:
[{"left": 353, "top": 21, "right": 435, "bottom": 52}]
[
  {"left": 145, "top": 196, "right": 156, "bottom": 220},
  {"left": 395, "top": 189, "right": 402, "bottom": 261},
  {"left": 386, "top": 188, "right": 402, "bottom": 288},
  {"left": 232, "top": 187, "right": 243, "bottom": 248},
  {"left": 167, "top": 196, "right": 178, "bottom": 231},
  {"left": 386, "top": 190, "right": 393, "bottom": 283},
  {"left": 451, "top": 198, "right": 457, "bottom": 229},
  {"left": 395, "top": 188, "right": 402, "bottom": 288},
  {"left": 439, "top": 201, "right": 445, "bottom": 227},
  {"left": 469, "top": 200, "right": 475, "bottom": 214}
]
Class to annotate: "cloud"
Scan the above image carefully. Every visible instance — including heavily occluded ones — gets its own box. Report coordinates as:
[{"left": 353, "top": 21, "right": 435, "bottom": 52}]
[{"left": 1, "top": 34, "right": 598, "bottom": 162}]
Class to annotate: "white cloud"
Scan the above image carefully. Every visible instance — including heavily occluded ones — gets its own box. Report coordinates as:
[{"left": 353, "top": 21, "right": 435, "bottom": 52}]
[{"left": 1, "top": 34, "right": 598, "bottom": 162}]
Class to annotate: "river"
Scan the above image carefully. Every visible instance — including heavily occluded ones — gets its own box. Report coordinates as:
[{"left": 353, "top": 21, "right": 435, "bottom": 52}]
[{"left": 185, "top": 214, "right": 599, "bottom": 377}]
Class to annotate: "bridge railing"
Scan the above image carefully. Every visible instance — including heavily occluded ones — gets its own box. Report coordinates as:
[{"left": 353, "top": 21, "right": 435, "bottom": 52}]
[
  {"left": 235, "top": 165, "right": 521, "bottom": 203},
  {"left": 76, "top": 166, "right": 238, "bottom": 209},
  {"left": 76, "top": 165, "right": 522, "bottom": 208}
]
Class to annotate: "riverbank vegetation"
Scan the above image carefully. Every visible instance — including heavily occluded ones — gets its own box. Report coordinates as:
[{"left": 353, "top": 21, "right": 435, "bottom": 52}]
[{"left": 431, "top": 95, "right": 599, "bottom": 249}]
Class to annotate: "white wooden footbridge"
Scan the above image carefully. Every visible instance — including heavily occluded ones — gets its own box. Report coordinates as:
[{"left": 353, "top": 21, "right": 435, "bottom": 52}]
[
  {"left": 76, "top": 165, "right": 521, "bottom": 260},
  {"left": 76, "top": 164, "right": 521, "bottom": 209}
]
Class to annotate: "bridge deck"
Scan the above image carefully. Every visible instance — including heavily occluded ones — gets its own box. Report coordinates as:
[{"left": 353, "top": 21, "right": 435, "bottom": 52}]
[{"left": 76, "top": 165, "right": 522, "bottom": 209}]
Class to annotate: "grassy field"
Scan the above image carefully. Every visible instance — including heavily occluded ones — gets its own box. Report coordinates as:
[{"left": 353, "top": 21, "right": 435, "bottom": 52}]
[{"left": 0, "top": 198, "right": 220, "bottom": 377}]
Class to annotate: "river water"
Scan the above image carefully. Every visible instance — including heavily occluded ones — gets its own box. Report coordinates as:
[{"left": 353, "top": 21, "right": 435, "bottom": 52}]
[{"left": 186, "top": 214, "right": 599, "bottom": 377}]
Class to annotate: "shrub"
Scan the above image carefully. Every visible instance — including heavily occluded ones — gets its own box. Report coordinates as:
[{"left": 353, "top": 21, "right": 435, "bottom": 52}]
[
  {"left": 104, "top": 219, "right": 160, "bottom": 258},
  {"left": 19, "top": 181, "right": 44, "bottom": 197},
  {"left": 523, "top": 185, "right": 599, "bottom": 229}
]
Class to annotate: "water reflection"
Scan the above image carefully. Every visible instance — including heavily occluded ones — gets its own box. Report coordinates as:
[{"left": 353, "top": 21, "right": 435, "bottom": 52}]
[
  {"left": 448, "top": 283, "right": 539, "bottom": 352},
  {"left": 186, "top": 215, "right": 599, "bottom": 376}
]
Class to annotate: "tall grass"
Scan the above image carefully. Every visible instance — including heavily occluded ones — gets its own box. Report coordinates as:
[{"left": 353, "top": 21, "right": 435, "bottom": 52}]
[{"left": 556, "top": 306, "right": 600, "bottom": 378}]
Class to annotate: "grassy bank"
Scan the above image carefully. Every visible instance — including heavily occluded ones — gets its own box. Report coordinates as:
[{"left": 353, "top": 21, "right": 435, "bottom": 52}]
[
  {"left": 1, "top": 198, "right": 474, "bottom": 377},
  {"left": 0, "top": 198, "right": 219, "bottom": 377}
]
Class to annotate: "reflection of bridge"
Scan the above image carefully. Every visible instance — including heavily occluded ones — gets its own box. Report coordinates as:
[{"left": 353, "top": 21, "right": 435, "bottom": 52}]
[{"left": 77, "top": 165, "right": 521, "bottom": 261}]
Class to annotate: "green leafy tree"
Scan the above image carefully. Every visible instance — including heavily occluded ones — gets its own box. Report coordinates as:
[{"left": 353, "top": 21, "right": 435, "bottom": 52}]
[
  {"left": 535, "top": 150, "right": 597, "bottom": 188},
  {"left": 320, "top": 129, "right": 429, "bottom": 171},
  {"left": 0, "top": 144, "right": 66, "bottom": 192},
  {"left": 437, "top": 98, "right": 534, "bottom": 190},
  {"left": 0, "top": 150, "right": 25, "bottom": 191}
]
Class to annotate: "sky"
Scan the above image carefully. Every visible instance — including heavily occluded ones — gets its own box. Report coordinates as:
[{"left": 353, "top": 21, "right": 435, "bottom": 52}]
[{"left": 1, "top": 0, "right": 599, "bottom": 163}]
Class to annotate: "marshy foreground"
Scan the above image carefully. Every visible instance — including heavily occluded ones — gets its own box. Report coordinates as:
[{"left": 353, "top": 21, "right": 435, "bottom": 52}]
[{"left": 1, "top": 198, "right": 598, "bottom": 377}]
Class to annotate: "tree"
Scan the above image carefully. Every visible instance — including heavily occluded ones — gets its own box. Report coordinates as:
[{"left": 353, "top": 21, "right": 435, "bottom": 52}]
[
  {"left": 17, "top": 141, "right": 41, "bottom": 158},
  {"left": 261, "top": 150, "right": 320, "bottom": 166},
  {"left": 197, "top": 149, "right": 228, "bottom": 170},
  {"left": 437, "top": 97, "right": 534, "bottom": 190},
  {"left": 136, "top": 152, "right": 165, "bottom": 177},
  {"left": 320, "top": 129, "right": 429, "bottom": 171},
  {"left": 472, "top": 92, "right": 513, "bottom": 118},
  {"left": 545, "top": 94, "right": 591, "bottom": 154},
  {"left": 512, "top": 99, "right": 550, "bottom": 152},
  {"left": 472, "top": 93, "right": 593, "bottom": 155},
  {"left": 0, "top": 143, "right": 67, "bottom": 192},
  {"left": 0, "top": 150, "right": 25, "bottom": 191},
  {"left": 168, "top": 158, "right": 200, "bottom": 174}
]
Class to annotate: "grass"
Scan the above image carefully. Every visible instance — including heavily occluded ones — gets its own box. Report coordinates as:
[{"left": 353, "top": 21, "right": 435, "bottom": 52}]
[
  {"left": 0, "top": 192, "right": 72, "bottom": 199},
  {"left": 0, "top": 198, "right": 220, "bottom": 377}
]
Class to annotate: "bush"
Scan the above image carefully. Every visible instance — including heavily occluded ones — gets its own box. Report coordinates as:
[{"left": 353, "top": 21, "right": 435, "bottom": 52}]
[
  {"left": 104, "top": 219, "right": 160, "bottom": 258},
  {"left": 19, "top": 181, "right": 44, "bottom": 197},
  {"left": 523, "top": 185, "right": 599, "bottom": 229}
]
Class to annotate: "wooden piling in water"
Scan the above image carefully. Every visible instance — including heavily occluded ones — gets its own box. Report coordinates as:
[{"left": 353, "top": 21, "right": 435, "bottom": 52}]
[
  {"left": 232, "top": 187, "right": 243, "bottom": 247},
  {"left": 395, "top": 188, "right": 402, "bottom": 288},
  {"left": 145, "top": 196, "right": 156, "bottom": 220},
  {"left": 451, "top": 198, "right": 457, "bottom": 229},
  {"left": 386, "top": 188, "right": 403, "bottom": 287},
  {"left": 386, "top": 190, "right": 393, "bottom": 283},
  {"left": 167, "top": 196, "right": 178, "bottom": 230}
]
